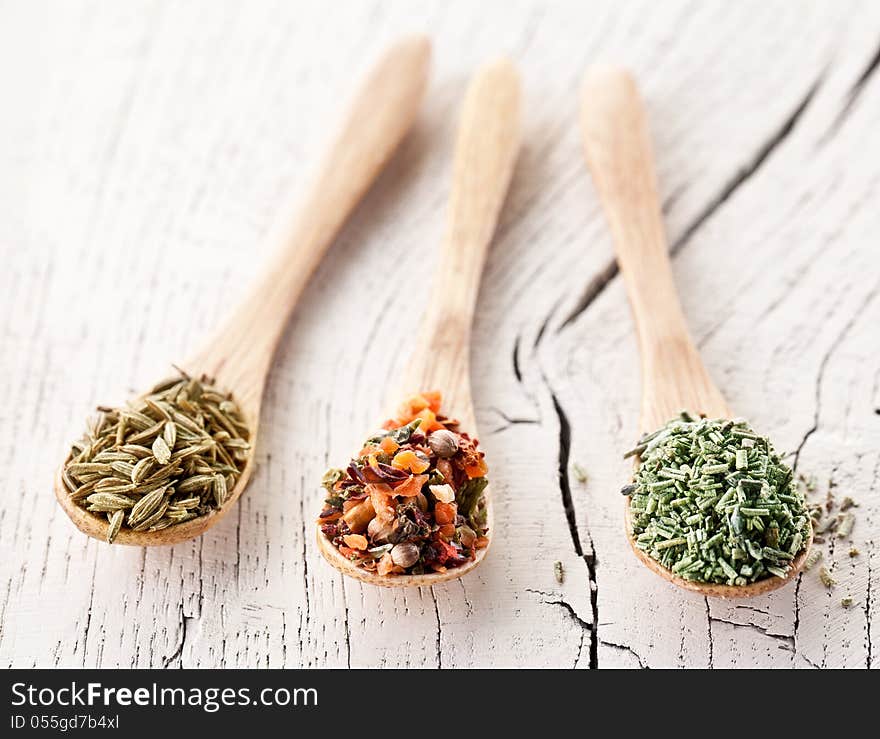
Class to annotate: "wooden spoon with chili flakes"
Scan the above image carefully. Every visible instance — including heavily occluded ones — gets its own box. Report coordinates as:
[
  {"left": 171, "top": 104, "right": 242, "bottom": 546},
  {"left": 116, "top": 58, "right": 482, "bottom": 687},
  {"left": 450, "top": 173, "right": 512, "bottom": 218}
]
[
  {"left": 580, "top": 66, "right": 811, "bottom": 597},
  {"left": 316, "top": 58, "right": 521, "bottom": 586}
]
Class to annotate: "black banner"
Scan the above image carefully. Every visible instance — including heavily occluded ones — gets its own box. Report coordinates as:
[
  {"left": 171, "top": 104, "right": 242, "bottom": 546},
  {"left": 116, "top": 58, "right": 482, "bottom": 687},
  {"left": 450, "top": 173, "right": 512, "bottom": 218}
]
[
  {"left": 3, "top": 668, "right": 836, "bottom": 731},
  {"left": 3, "top": 669, "right": 604, "bottom": 731}
]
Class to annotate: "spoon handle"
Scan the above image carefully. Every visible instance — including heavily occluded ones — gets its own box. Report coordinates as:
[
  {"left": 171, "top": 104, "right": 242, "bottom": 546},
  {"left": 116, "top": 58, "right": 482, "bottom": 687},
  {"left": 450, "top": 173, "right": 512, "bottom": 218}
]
[
  {"left": 186, "top": 35, "right": 431, "bottom": 413},
  {"left": 580, "top": 66, "right": 728, "bottom": 432},
  {"left": 399, "top": 59, "right": 520, "bottom": 417}
]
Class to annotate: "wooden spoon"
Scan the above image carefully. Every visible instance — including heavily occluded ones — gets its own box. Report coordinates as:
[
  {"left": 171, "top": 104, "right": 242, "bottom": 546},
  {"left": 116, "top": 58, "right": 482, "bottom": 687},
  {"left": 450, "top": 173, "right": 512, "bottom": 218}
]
[
  {"left": 316, "top": 58, "right": 521, "bottom": 587},
  {"left": 580, "top": 66, "right": 811, "bottom": 597},
  {"left": 55, "top": 35, "right": 432, "bottom": 546}
]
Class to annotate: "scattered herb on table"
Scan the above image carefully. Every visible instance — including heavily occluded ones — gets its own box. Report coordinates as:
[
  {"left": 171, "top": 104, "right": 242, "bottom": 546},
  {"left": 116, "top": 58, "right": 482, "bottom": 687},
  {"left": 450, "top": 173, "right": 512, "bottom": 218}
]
[
  {"left": 835, "top": 511, "right": 855, "bottom": 538},
  {"left": 624, "top": 413, "right": 810, "bottom": 585},
  {"left": 839, "top": 496, "right": 857, "bottom": 512},
  {"left": 803, "top": 549, "right": 823, "bottom": 571},
  {"left": 819, "top": 565, "right": 836, "bottom": 588},
  {"left": 572, "top": 463, "right": 588, "bottom": 485},
  {"left": 798, "top": 475, "right": 861, "bottom": 588},
  {"left": 554, "top": 560, "right": 565, "bottom": 583},
  {"left": 798, "top": 473, "right": 817, "bottom": 493},
  {"left": 61, "top": 372, "right": 251, "bottom": 543},
  {"left": 317, "top": 391, "right": 489, "bottom": 577},
  {"left": 841, "top": 597, "right": 853, "bottom": 608}
]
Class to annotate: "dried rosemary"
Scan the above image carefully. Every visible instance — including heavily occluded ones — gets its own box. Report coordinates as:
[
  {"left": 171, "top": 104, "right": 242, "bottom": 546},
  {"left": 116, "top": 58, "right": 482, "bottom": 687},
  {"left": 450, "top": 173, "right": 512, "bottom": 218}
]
[
  {"left": 61, "top": 372, "right": 251, "bottom": 542},
  {"left": 624, "top": 413, "right": 810, "bottom": 585},
  {"left": 554, "top": 560, "right": 565, "bottom": 584}
]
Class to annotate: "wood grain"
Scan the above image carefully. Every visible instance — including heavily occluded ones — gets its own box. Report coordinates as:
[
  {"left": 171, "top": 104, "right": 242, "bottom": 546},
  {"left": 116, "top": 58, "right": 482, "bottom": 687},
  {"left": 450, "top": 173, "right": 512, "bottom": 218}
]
[{"left": 1, "top": 0, "right": 878, "bottom": 668}]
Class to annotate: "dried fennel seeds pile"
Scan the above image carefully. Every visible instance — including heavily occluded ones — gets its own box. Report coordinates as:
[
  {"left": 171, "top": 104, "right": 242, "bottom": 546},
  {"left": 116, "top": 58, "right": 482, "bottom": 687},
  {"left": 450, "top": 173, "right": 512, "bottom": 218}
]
[
  {"left": 625, "top": 414, "right": 810, "bottom": 585},
  {"left": 61, "top": 374, "right": 251, "bottom": 542}
]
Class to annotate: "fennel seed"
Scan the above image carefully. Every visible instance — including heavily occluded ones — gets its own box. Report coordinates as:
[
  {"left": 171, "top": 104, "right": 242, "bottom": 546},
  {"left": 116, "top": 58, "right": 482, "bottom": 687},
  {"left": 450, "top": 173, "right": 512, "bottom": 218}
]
[{"left": 61, "top": 372, "right": 251, "bottom": 543}]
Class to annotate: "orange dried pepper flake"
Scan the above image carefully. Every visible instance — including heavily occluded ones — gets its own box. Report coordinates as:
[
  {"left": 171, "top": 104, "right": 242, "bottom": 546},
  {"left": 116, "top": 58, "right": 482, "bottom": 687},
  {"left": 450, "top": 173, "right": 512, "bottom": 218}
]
[
  {"left": 474, "top": 536, "right": 490, "bottom": 549},
  {"left": 391, "top": 450, "right": 429, "bottom": 474},
  {"left": 338, "top": 545, "right": 356, "bottom": 558},
  {"left": 379, "top": 436, "right": 399, "bottom": 455},
  {"left": 393, "top": 391, "right": 443, "bottom": 425},
  {"left": 395, "top": 394, "right": 429, "bottom": 424},
  {"left": 367, "top": 483, "right": 395, "bottom": 522},
  {"left": 414, "top": 408, "right": 445, "bottom": 433},
  {"left": 393, "top": 474, "right": 428, "bottom": 498},
  {"left": 421, "top": 390, "right": 442, "bottom": 413},
  {"left": 434, "top": 501, "right": 457, "bottom": 525},
  {"left": 438, "top": 523, "right": 456, "bottom": 539},
  {"left": 377, "top": 553, "right": 395, "bottom": 576},
  {"left": 342, "top": 534, "right": 368, "bottom": 550},
  {"left": 464, "top": 455, "right": 488, "bottom": 479}
]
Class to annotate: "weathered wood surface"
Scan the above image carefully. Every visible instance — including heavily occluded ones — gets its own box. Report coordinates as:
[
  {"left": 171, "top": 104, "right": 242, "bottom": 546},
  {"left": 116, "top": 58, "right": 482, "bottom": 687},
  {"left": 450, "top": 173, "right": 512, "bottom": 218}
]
[{"left": 1, "top": 0, "right": 878, "bottom": 668}]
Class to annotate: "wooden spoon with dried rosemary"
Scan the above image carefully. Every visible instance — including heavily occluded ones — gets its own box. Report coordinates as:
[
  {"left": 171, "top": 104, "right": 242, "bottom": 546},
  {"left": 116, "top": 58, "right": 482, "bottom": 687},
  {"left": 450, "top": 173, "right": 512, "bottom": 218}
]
[
  {"left": 580, "top": 66, "right": 811, "bottom": 597},
  {"left": 55, "top": 35, "right": 432, "bottom": 546},
  {"left": 316, "top": 59, "right": 521, "bottom": 586}
]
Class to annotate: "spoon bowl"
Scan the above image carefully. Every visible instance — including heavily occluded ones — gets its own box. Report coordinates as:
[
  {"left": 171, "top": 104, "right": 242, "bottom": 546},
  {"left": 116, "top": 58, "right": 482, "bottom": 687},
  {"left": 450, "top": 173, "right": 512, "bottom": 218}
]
[
  {"left": 316, "top": 58, "right": 520, "bottom": 586},
  {"left": 580, "top": 66, "right": 811, "bottom": 597},
  {"left": 55, "top": 35, "right": 432, "bottom": 546}
]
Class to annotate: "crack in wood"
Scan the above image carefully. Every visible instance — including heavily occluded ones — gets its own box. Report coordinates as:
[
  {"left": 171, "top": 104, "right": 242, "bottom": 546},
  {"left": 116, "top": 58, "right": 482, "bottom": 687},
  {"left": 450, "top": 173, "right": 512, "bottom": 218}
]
[
  {"left": 822, "top": 34, "right": 880, "bottom": 143},
  {"left": 704, "top": 598, "right": 714, "bottom": 668},
  {"left": 163, "top": 611, "right": 194, "bottom": 668},
  {"left": 512, "top": 335, "right": 523, "bottom": 383},
  {"left": 793, "top": 572, "right": 804, "bottom": 656},
  {"left": 598, "top": 638, "right": 646, "bottom": 668},
  {"left": 667, "top": 72, "right": 825, "bottom": 256},
  {"left": 557, "top": 259, "right": 619, "bottom": 333},
  {"left": 866, "top": 454, "right": 878, "bottom": 668},
  {"left": 557, "top": 71, "right": 824, "bottom": 334},
  {"left": 533, "top": 295, "right": 563, "bottom": 349},
  {"left": 429, "top": 586, "right": 442, "bottom": 669},
  {"left": 525, "top": 589, "right": 592, "bottom": 631},
  {"left": 548, "top": 391, "right": 598, "bottom": 668},
  {"left": 793, "top": 281, "right": 880, "bottom": 472},
  {"left": 709, "top": 615, "right": 795, "bottom": 650},
  {"left": 487, "top": 406, "right": 539, "bottom": 435},
  {"left": 867, "top": 556, "right": 874, "bottom": 669},
  {"left": 298, "top": 484, "right": 311, "bottom": 640},
  {"left": 341, "top": 583, "right": 351, "bottom": 669}
]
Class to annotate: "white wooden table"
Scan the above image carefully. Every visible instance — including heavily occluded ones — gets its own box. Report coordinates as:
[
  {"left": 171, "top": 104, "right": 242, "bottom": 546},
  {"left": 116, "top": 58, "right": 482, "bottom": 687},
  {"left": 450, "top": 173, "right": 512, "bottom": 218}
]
[{"left": 2, "top": 0, "right": 878, "bottom": 669}]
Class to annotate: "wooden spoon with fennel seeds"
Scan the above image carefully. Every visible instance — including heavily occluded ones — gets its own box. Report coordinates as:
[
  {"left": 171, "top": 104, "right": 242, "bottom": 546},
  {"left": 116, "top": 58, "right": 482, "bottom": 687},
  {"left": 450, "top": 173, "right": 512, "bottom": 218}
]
[
  {"left": 55, "top": 36, "right": 432, "bottom": 546},
  {"left": 579, "top": 66, "right": 811, "bottom": 597},
  {"left": 316, "top": 59, "right": 521, "bottom": 586}
]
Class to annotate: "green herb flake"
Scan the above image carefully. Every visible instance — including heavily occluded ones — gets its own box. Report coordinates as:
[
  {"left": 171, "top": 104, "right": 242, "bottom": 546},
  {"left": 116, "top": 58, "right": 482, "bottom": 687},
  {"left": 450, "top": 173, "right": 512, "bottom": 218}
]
[
  {"left": 835, "top": 512, "right": 855, "bottom": 539},
  {"left": 554, "top": 560, "right": 564, "bottom": 584},
  {"left": 803, "top": 549, "right": 822, "bottom": 571},
  {"left": 818, "top": 566, "right": 836, "bottom": 588},
  {"left": 572, "top": 463, "right": 588, "bottom": 485},
  {"left": 625, "top": 415, "right": 809, "bottom": 585},
  {"left": 841, "top": 597, "right": 853, "bottom": 608}
]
